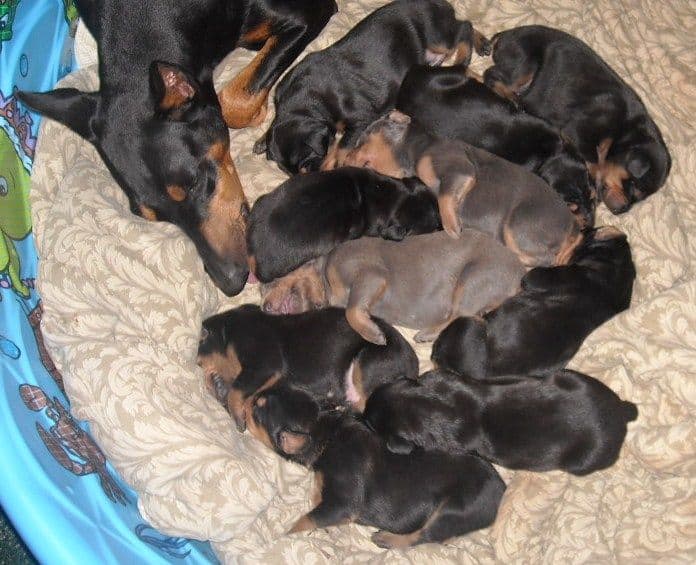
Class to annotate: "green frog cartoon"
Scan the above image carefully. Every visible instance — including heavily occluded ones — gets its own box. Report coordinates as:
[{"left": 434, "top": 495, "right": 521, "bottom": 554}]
[{"left": 0, "top": 127, "right": 32, "bottom": 298}]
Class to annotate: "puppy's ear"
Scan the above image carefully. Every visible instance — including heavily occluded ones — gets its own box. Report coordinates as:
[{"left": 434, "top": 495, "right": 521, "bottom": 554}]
[
  {"left": 386, "top": 434, "right": 415, "bottom": 455},
  {"left": 280, "top": 430, "right": 309, "bottom": 454},
  {"left": 149, "top": 61, "right": 199, "bottom": 113},
  {"left": 432, "top": 317, "right": 488, "bottom": 379},
  {"left": 626, "top": 149, "right": 650, "bottom": 179},
  {"left": 18, "top": 89, "right": 100, "bottom": 143}
]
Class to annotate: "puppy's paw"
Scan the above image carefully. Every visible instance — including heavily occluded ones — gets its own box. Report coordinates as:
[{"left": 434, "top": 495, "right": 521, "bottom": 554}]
[{"left": 371, "top": 530, "right": 418, "bottom": 549}]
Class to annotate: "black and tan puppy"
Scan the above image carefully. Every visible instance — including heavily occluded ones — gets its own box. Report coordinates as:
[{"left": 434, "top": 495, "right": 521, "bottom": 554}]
[
  {"left": 261, "top": 230, "right": 526, "bottom": 344},
  {"left": 244, "top": 385, "right": 506, "bottom": 548},
  {"left": 197, "top": 305, "right": 417, "bottom": 429},
  {"left": 483, "top": 25, "right": 671, "bottom": 214},
  {"left": 344, "top": 111, "right": 582, "bottom": 267},
  {"left": 432, "top": 226, "right": 635, "bottom": 377},
  {"left": 364, "top": 369, "right": 638, "bottom": 475},
  {"left": 396, "top": 65, "right": 595, "bottom": 227},
  {"left": 255, "top": 0, "right": 489, "bottom": 174},
  {"left": 247, "top": 167, "right": 440, "bottom": 283}
]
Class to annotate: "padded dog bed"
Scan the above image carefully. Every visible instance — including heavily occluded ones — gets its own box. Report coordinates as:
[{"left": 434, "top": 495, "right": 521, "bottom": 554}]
[{"left": 31, "top": 0, "right": 695, "bottom": 562}]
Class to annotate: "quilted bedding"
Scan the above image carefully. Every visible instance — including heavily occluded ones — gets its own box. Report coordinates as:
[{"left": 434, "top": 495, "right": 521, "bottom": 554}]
[{"left": 30, "top": 1, "right": 695, "bottom": 562}]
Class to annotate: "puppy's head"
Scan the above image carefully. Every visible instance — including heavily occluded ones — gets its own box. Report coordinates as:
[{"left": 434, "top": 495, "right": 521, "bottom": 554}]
[
  {"left": 246, "top": 385, "right": 319, "bottom": 464},
  {"left": 539, "top": 149, "right": 596, "bottom": 229},
  {"left": 587, "top": 136, "right": 671, "bottom": 215},
  {"left": 260, "top": 116, "right": 332, "bottom": 175},
  {"left": 344, "top": 111, "right": 412, "bottom": 178},
  {"left": 260, "top": 261, "right": 327, "bottom": 315},
  {"left": 572, "top": 226, "right": 636, "bottom": 310},
  {"left": 363, "top": 379, "right": 421, "bottom": 455}
]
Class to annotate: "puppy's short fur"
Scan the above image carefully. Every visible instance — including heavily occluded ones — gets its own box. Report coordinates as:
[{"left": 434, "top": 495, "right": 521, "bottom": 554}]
[
  {"left": 364, "top": 368, "right": 638, "bottom": 475},
  {"left": 256, "top": 0, "right": 488, "bottom": 173},
  {"left": 197, "top": 305, "right": 417, "bottom": 428},
  {"left": 344, "top": 111, "right": 582, "bottom": 267},
  {"left": 432, "top": 226, "right": 635, "bottom": 377},
  {"left": 484, "top": 25, "right": 671, "bottom": 214},
  {"left": 261, "top": 230, "right": 526, "bottom": 345},
  {"left": 245, "top": 385, "right": 506, "bottom": 548},
  {"left": 396, "top": 65, "right": 595, "bottom": 227},
  {"left": 247, "top": 167, "right": 440, "bottom": 283}
]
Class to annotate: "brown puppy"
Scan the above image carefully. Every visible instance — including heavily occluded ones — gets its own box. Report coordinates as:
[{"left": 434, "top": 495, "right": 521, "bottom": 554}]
[
  {"left": 261, "top": 230, "right": 526, "bottom": 345},
  {"left": 343, "top": 111, "right": 582, "bottom": 267}
]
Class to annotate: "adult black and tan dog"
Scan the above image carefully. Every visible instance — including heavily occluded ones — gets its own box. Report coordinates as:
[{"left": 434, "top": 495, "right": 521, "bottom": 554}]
[
  {"left": 396, "top": 65, "right": 595, "bottom": 227},
  {"left": 19, "top": 0, "right": 337, "bottom": 296},
  {"left": 432, "top": 226, "right": 636, "bottom": 377},
  {"left": 244, "top": 385, "right": 506, "bottom": 548},
  {"left": 364, "top": 369, "right": 638, "bottom": 475},
  {"left": 255, "top": 0, "right": 488, "bottom": 174},
  {"left": 484, "top": 25, "right": 671, "bottom": 215},
  {"left": 247, "top": 167, "right": 440, "bottom": 283}
]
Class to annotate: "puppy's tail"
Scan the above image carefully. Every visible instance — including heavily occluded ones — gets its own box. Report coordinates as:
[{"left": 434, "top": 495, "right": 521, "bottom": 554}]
[{"left": 621, "top": 401, "right": 638, "bottom": 422}]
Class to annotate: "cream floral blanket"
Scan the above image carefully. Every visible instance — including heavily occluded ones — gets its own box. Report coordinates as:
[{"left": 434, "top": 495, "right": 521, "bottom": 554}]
[{"left": 30, "top": 0, "right": 695, "bottom": 562}]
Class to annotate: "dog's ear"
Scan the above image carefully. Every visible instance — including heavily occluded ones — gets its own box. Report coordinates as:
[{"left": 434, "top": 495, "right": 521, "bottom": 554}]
[
  {"left": 18, "top": 89, "right": 100, "bottom": 143},
  {"left": 149, "top": 61, "right": 199, "bottom": 113},
  {"left": 279, "top": 430, "right": 309, "bottom": 454},
  {"left": 432, "top": 317, "right": 488, "bottom": 379},
  {"left": 625, "top": 149, "right": 650, "bottom": 179},
  {"left": 385, "top": 434, "right": 415, "bottom": 455}
]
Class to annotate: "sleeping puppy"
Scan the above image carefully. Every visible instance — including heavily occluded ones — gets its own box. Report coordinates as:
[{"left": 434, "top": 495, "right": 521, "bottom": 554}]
[
  {"left": 431, "top": 226, "right": 636, "bottom": 377},
  {"left": 247, "top": 167, "right": 440, "bottom": 283},
  {"left": 197, "top": 305, "right": 417, "bottom": 430},
  {"left": 261, "top": 230, "right": 526, "bottom": 345},
  {"left": 343, "top": 110, "right": 582, "bottom": 268},
  {"left": 483, "top": 25, "right": 671, "bottom": 214},
  {"left": 363, "top": 368, "right": 638, "bottom": 476},
  {"left": 395, "top": 65, "right": 595, "bottom": 227},
  {"left": 255, "top": 0, "right": 489, "bottom": 174},
  {"left": 245, "top": 384, "right": 506, "bottom": 548}
]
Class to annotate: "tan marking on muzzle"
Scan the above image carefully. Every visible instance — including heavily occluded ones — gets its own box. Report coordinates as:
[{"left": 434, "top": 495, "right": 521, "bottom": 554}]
[
  {"left": 196, "top": 345, "right": 242, "bottom": 393},
  {"left": 219, "top": 37, "right": 278, "bottom": 128},
  {"left": 200, "top": 141, "right": 248, "bottom": 262}
]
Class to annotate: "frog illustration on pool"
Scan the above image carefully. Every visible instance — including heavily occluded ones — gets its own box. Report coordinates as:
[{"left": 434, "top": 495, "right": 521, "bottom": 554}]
[{"left": 0, "top": 127, "right": 32, "bottom": 298}]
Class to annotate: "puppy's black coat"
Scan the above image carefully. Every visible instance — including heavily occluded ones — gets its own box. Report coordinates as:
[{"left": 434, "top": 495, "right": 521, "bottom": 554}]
[
  {"left": 197, "top": 305, "right": 417, "bottom": 430},
  {"left": 247, "top": 386, "right": 506, "bottom": 548},
  {"left": 247, "top": 167, "right": 440, "bottom": 282},
  {"left": 431, "top": 227, "right": 635, "bottom": 377},
  {"left": 364, "top": 369, "right": 638, "bottom": 475},
  {"left": 484, "top": 25, "right": 671, "bottom": 214},
  {"left": 396, "top": 65, "right": 595, "bottom": 226},
  {"left": 256, "top": 0, "right": 487, "bottom": 174}
]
